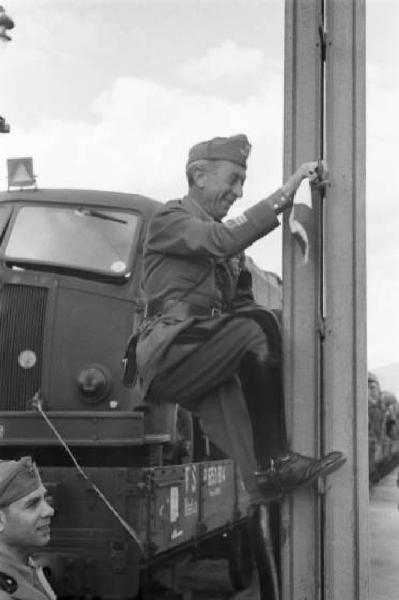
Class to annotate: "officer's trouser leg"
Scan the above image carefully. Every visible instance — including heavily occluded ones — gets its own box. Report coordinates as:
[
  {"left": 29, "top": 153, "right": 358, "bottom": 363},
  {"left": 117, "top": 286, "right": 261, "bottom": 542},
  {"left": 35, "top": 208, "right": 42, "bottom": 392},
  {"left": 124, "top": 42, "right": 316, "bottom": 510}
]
[
  {"left": 189, "top": 378, "right": 265, "bottom": 505},
  {"left": 147, "top": 316, "right": 284, "bottom": 504}
]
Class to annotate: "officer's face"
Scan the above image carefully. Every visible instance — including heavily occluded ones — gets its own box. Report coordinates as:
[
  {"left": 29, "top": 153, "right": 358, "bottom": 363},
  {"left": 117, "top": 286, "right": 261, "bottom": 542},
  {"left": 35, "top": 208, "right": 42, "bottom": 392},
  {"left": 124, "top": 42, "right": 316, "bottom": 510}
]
[
  {"left": 201, "top": 160, "right": 246, "bottom": 220},
  {"left": 0, "top": 485, "right": 54, "bottom": 550}
]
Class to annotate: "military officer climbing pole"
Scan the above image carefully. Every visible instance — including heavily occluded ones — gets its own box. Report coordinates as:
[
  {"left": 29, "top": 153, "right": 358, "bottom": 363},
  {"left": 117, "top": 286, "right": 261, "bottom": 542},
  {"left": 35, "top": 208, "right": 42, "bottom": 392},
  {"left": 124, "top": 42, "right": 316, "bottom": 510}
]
[{"left": 124, "top": 134, "right": 346, "bottom": 597}]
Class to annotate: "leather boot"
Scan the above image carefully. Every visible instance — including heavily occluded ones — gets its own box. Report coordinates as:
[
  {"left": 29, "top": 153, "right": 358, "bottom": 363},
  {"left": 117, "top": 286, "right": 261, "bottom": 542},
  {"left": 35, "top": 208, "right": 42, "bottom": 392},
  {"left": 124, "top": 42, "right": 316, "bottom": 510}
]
[
  {"left": 256, "top": 450, "right": 346, "bottom": 500},
  {"left": 239, "top": 347, "right": 346, "bottom": 501},
  {"left": 239, "top": 345, "right": 288, "bottom": 463}
]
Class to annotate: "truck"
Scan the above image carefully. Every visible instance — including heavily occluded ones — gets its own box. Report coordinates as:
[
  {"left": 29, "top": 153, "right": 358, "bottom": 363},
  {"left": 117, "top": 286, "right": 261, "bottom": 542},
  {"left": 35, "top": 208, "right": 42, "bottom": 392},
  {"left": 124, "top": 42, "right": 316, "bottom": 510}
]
[{"left": 0, "top": 186, "right": 282, "bottom": 599}]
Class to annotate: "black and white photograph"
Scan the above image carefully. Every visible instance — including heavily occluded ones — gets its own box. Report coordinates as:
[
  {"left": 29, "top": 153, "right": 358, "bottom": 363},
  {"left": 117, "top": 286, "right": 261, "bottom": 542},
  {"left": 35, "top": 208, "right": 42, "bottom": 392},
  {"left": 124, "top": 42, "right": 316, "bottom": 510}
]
[{"left": 0, "top": 1, "right": 397, "bottom": 598}]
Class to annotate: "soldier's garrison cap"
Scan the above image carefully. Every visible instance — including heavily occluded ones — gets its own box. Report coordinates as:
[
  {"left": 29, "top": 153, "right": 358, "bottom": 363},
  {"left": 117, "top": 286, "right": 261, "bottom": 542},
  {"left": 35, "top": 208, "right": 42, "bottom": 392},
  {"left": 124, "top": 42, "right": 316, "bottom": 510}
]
[
  {"left": 368, "top": 372, "right": 379, "bottom": 384},
  {"left": 187, "top": 134, "right": 251, "bottom": 169},
  {"left": 0, "top": 457, "right": 42, "bottom": 508}
]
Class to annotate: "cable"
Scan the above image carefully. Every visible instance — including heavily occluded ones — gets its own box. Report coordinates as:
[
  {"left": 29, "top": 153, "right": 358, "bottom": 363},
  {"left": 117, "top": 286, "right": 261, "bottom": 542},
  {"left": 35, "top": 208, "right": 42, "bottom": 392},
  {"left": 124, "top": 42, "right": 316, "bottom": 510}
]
[{"left": 31, "top": 393, "right": 145, "bottom": 554}]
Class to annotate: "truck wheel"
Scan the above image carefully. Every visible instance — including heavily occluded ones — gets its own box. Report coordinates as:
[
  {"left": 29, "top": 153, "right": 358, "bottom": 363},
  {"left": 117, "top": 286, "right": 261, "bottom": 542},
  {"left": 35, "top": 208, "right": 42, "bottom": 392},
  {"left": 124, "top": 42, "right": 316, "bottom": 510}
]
[{"left": 226, "top": 524, "right": 254, "bottom": 591}]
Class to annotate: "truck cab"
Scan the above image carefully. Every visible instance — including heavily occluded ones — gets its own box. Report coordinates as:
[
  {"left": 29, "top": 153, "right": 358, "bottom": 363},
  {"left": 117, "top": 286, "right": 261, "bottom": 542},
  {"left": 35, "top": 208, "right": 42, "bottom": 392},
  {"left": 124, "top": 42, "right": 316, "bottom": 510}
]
[{"left": 0, "top": 188, "right": 184, "bottom": 459}]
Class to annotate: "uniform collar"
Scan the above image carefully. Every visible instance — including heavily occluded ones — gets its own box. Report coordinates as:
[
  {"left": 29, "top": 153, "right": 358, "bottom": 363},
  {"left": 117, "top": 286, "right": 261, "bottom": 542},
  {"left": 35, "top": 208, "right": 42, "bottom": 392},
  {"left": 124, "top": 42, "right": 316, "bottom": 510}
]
[
  {"left": 182, "top": 194, "right": 217, "bottom": 223},
  {"left": 0, "top": 545, "right": 30, "bottom": 576}
]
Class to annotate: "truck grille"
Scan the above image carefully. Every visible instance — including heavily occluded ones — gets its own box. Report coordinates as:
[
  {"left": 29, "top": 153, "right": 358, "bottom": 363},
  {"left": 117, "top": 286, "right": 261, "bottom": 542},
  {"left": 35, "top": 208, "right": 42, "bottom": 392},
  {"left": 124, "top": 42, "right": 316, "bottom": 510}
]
[{"left": 0, "top": 284, "right": 47, "bottom": 410}]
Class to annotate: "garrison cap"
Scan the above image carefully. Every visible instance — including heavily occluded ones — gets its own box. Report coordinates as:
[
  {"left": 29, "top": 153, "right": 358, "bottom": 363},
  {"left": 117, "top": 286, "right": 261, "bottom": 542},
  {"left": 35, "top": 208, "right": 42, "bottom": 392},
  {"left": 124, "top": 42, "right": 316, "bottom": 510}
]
[
  {"left": 381, "top": 390, "right": 397, "bottom": 406},
  {"left": 0, "top": 457, "right": 42, "bottom": 509},
  {"left": 187, "top": 134, "right": 251, "bottom": 169},
  {"left": 368, "top": 372, "right": 379, "bottom": 384}
]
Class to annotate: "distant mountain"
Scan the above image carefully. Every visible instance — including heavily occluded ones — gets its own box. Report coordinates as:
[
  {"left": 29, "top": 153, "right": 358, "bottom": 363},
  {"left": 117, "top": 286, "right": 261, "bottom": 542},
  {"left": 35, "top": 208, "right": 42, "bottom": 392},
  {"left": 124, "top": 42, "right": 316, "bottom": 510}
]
[{"left": 373, "top": 363, "right": 399, "bottom": 397}]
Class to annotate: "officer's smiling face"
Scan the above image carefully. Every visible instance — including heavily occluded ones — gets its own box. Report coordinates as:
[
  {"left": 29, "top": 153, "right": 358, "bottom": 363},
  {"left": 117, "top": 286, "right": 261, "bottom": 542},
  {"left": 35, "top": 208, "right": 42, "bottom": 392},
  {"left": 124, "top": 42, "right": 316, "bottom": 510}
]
[
  {"left": 0, "top": 485, "right": 54, "bottom": 551},
  {"left": 201, "top": 160, "right": 246, "bottom": 220}
]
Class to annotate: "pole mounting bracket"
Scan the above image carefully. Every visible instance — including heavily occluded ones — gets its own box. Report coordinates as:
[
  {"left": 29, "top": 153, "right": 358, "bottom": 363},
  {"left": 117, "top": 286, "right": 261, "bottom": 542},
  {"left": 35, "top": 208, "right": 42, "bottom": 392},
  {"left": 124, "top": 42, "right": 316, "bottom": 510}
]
[{"left": 318, "top": 24, "right": 328, "bottom": 62}]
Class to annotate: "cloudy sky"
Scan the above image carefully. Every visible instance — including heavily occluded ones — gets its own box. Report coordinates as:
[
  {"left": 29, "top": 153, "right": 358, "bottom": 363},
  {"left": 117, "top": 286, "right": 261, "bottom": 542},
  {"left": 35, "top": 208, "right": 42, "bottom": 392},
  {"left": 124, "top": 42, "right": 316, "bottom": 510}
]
[{"left": 0, "top": 0, "right": 397, "bottom": 375}]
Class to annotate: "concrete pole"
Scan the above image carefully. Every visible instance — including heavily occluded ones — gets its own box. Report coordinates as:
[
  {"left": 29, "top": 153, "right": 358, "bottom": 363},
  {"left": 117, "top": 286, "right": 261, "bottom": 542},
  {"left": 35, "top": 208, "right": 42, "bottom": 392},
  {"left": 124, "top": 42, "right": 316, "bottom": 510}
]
[
  {"left": 282, "top": 1, "right": 324, "bottom": 598},
  {"left": 323, "top": 2, "right": 368, "bottom": 598},
  {"left": 282, "top": 1, "right": 367, "bottom": 598}
]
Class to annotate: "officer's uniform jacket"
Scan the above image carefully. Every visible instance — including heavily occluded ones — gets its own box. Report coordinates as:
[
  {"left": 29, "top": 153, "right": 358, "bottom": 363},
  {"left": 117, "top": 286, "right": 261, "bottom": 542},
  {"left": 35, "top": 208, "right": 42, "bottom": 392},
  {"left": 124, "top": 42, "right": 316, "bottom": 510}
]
[
  {"left": 136, "top": 189, "right": 282, "bottom": 399},
  {"left": 0, "top": 550, "right": 56, "bottom": 600}
]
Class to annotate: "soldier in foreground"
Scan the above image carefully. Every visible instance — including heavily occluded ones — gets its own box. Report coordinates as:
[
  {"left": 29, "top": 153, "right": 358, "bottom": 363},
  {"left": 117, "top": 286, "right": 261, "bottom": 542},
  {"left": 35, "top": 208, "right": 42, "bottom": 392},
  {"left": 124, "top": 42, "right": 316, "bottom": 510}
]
[
  {"left": 0, "top": 457, "right": 56, "bottom": 600},
  {"left": 132, "top": 134, "right": 346, "bottom": 505}
]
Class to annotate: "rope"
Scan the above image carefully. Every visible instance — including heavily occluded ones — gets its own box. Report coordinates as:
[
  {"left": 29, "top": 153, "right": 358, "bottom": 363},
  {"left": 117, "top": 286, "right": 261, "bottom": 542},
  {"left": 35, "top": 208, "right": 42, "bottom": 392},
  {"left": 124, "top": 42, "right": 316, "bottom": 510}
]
[{"left": 32, "top": 394, "right": 144, "bottom": 554}]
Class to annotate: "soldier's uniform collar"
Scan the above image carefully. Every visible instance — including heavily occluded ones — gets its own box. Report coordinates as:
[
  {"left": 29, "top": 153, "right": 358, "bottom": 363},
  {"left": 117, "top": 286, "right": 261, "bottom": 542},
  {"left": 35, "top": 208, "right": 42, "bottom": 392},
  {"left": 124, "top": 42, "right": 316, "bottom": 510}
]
[{"left": 182, "top": 194, "right": 218, "bottom": 223}]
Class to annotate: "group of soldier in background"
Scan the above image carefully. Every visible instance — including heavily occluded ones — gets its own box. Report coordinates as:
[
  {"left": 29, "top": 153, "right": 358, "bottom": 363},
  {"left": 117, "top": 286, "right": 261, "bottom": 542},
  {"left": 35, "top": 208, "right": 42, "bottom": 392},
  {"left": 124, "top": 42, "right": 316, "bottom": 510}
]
[{"left": 368, "top": 372, "right": 399, "bottom": 483}]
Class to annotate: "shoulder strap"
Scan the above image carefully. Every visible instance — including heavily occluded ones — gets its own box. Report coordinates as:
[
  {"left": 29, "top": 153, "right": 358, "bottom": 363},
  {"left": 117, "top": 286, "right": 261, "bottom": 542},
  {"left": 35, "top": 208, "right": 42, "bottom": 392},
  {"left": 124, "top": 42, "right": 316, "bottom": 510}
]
[{"left": 179, "top": 260, "right": 214, "bottom": 303}]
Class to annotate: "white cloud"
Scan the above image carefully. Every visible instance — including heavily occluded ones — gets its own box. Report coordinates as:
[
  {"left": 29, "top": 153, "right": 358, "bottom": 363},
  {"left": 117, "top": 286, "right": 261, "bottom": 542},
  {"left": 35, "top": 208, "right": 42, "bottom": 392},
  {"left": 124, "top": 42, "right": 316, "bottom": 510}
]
[
  {"left": 176, "top": 40, "right": 263, "bottom": 86},
  {"left": 1, "top": 73, "right": 284, "bottom": 271},
  {"left": 3, "top": 74, "right": 283, "bottom": 191}
]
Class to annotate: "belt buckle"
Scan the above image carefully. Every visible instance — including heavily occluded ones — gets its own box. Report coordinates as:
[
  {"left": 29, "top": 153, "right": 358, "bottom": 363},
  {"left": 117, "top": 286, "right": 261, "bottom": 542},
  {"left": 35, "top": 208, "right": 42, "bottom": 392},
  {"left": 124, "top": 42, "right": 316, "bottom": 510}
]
[{"left": 211, "top": 306, "right": 221, "bottom": 318}]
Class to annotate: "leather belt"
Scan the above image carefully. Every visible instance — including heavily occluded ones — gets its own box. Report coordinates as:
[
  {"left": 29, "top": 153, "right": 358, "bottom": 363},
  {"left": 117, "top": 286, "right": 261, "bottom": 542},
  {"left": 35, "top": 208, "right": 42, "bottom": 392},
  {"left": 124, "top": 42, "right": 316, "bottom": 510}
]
[{"left": 145, "top": 298, "right": 223, "bottom": 319}]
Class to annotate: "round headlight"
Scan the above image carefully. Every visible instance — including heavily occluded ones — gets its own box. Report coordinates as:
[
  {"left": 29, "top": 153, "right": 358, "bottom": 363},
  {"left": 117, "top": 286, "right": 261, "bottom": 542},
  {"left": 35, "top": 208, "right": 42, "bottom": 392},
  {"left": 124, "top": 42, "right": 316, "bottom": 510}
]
[{"left": 76, "top": 365, "right": 111, "bottom": 404}]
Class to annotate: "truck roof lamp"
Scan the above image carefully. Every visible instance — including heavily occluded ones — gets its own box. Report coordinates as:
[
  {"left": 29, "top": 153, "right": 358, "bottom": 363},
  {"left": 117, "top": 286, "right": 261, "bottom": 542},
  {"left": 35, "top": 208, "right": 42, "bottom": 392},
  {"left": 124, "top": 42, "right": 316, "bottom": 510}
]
[{"left": 7, "top": 157, "right": 37, "bottom": 190}]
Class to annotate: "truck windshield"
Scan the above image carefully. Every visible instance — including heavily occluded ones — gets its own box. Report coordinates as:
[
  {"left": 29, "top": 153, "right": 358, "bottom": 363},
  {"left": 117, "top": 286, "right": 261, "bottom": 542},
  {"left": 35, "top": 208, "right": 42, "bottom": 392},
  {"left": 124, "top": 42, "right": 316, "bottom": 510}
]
[{"left": 3, "top": 205, "right": 139, "bottom": 276}]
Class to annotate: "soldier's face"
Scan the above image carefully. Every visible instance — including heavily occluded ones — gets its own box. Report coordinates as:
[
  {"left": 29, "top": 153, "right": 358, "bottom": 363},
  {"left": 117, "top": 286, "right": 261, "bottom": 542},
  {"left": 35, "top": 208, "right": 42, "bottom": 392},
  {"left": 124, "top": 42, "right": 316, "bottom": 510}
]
[
  {"left": 368, "top": 381, "right": 380, "bottom": 403},
  {"left": 202, "top": 161, "right": 246, "bottom": 220},
  {"left": 0, "top": 485, "right": 54, "bottom": 550}
]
